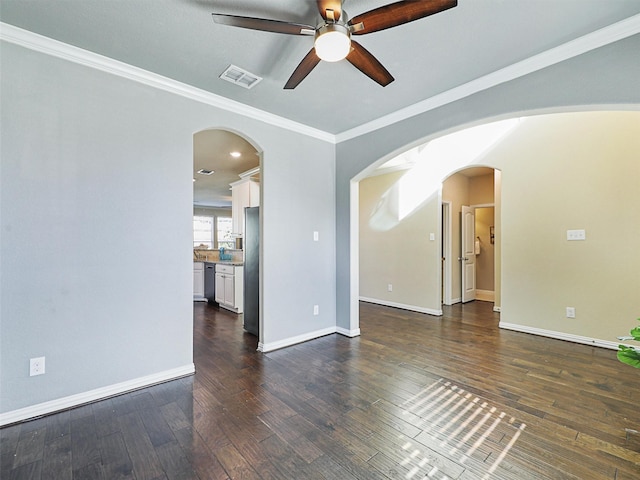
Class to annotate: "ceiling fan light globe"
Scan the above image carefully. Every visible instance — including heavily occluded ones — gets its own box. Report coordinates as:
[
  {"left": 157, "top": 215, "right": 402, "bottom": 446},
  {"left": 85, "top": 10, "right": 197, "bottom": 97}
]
[{"left": 314, "top": 24, "right": 351, "bottom": 62}]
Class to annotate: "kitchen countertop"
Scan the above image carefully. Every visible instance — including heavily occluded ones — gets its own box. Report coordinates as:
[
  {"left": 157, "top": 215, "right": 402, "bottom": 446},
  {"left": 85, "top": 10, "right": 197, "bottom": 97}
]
[{"left": 195, "top": 260, "right": 244, "bottom": 266}]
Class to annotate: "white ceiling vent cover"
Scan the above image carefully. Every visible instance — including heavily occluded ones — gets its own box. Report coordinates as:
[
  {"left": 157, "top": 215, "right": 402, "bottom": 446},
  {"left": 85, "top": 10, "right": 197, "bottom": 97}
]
[{"left": 220, "top": 65, "right": 262, "bottom": 89}]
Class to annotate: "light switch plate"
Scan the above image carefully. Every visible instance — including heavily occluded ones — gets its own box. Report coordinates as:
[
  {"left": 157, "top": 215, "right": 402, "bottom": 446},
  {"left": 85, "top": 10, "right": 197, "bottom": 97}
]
[{"left": 567, "top": 229, "right": 586, "bottom": 241}]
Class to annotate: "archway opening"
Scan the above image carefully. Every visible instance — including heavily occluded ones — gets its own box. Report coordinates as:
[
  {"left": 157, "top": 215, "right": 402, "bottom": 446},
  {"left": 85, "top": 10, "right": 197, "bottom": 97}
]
[
  {"left": 357, "top": 119, "right": 515, "bottom": 318},
  {"left": 441, "top": 167, "right": 500, "bottom": 308},
  {"left": 192, "top": 128, "right": 263, "bottom": 342},
  {"left": 353, "top": 111, "right": 640, "bottom": 347}
]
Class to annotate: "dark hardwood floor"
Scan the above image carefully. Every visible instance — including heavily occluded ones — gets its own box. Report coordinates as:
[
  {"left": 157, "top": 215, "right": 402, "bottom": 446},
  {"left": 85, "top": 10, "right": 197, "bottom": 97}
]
[{"left": 2, "top": 300, "right": 640, "bottom": 479}]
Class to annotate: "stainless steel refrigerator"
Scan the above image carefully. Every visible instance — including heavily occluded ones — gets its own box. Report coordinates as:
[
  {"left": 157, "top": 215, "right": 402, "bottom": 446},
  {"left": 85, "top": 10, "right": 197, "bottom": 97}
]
[{"left": 243, "top": 206, "right": 259, "bottom": 336}]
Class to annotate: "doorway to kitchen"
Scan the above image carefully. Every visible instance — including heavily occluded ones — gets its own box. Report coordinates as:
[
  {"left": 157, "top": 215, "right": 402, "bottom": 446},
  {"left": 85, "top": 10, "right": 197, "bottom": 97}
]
[{"left": 192, "top": 128, "right": 262, "bottom": 341}]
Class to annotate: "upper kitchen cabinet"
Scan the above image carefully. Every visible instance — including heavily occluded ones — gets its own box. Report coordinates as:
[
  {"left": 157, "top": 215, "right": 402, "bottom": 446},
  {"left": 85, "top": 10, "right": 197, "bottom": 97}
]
[{"left": 230, "top": 167, "right": 260, "bottom": 237}]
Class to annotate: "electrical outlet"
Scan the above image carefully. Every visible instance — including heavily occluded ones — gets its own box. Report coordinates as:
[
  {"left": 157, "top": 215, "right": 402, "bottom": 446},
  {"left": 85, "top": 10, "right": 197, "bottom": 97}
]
[
  {"left": 388, "top": 284, "right": 393, "bottom": 292},
  {"left": 313, "top": 305, "right": 319, "bottom": 315},
  {"left": 566, "top": 307, "right": 576, "bottom": 318},
  {"left": 30, "top": 356, "right": 45, "bottom": 376},
  {"left": 567, "top": 229, "right": 586, "bottom": 241}
]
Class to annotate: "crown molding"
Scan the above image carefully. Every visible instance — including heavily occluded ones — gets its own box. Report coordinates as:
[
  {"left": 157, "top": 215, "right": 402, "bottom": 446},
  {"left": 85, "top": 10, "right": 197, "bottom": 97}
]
[
  {"left": 335, "top": 13, "right": 640, "bottom": 143},
  {"left": 2, "top": 14, "right": 639, "bottom": 145},
  {"left": 0, "top": 22, "right": 336, "bottom": 144}
]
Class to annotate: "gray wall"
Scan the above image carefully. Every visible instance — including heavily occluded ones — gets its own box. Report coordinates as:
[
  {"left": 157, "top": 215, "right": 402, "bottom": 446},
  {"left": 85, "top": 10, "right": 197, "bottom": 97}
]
[
  {"left": 335, "top": 34, "right": 640, "bottom": 331},
  {"left": 0, "top": 41, "right": 336, "bottom": 416}
]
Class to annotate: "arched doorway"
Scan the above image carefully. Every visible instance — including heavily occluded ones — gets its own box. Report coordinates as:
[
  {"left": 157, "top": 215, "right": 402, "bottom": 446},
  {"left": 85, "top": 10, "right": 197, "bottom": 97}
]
[
  {"left": 352, "top": 111, "right": 640, "bottom": 347},
  {"left": 441, "top": 167, "right": 499, "bottom": 309},
  {"left": 357, "top": 119, "right": 516, "bottom": 318},
  {"left": 192, "top": 128, "right": 263, "bottom": 342}
]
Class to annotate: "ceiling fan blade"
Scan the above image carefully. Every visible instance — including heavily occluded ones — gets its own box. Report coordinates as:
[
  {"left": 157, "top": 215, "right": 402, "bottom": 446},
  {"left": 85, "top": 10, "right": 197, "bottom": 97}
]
[
  {"left": 316, "top": 0, "right": 342, "bottom": 22},
  {"left": 212, "top": 13, "right": 315, "bottom": 36},
  {"left": 346, "top": 40, "right": 394, "bottom": 87},
  {"left": 284, "top": 49, "right": 321, "bottom": 89},
  {"left": 349, "top": 0, "right": 457, "bottom": 35}
]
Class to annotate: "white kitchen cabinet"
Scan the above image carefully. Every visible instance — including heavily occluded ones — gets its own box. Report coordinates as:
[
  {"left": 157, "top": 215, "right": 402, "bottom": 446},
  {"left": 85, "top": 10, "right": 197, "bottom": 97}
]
[
  {"left": 223, "top": 274, "right": 235, "bottom": 305},
  {"left": 215, "top": 264, "right": 244, "bottom": 313},
  {"left": 230, "top": 171, "right": 260, "bottom": 237},
  {"left": 193, "top": 262, "right": 205, "bottom": 300},
  {"left": 214, "top": 271, "right": 225, "bottom": 304}
]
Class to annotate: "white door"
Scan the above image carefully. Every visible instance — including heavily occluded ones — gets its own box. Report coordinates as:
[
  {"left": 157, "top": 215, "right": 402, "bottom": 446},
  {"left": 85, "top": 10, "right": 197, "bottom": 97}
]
[{"left": 461, "top": 205, "right": 476, "bottom": 303}]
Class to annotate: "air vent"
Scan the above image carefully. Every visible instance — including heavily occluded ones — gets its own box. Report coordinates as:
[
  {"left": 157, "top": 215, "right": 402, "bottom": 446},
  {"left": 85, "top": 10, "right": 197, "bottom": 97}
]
[
  {"left": 220, "top": 64, "right": 262, "bottom": 89},
  {"left": 197, "top": 169, "right": 214, "bottom": 175}
]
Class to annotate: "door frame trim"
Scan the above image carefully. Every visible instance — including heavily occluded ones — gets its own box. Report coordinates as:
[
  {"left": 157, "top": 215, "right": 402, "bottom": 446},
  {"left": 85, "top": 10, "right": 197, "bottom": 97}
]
[{"left": 441, "top": 201, "right": 453, "bottom": 305}]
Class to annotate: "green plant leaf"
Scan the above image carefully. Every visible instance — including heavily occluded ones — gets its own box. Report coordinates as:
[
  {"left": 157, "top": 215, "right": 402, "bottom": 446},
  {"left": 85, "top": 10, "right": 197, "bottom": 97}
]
[
  {"left": 629, "top": 325, "right": 640, "bottom": 341},
  {"left": 617, "top": 345, "right": 640, "bottom": 368}
]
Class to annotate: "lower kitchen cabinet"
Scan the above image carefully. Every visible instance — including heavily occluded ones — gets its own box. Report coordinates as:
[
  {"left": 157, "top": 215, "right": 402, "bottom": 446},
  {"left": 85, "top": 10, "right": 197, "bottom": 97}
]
[
  {"left": 193, "top": 262, "right": 205, "bottom": 301},
  {"left": 214, "top": 264, "right": 244, "bottom": 313}
]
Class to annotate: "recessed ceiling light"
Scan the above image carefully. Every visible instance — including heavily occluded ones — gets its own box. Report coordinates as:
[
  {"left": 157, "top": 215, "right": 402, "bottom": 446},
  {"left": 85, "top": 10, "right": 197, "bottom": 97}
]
[
  {"left": 197, "top": 169, "right": 214, "bottom": 175},
  {"left": 230, "top": 151, "right": 241, "bottom": 158}
]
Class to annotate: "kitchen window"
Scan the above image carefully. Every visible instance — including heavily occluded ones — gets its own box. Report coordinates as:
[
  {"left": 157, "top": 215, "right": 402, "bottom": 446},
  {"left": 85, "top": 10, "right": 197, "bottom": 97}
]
[
  {"left": 216, "top": 216, "right": 234, "bottom": 249},
  {"left": 193, "top": 215, "right": 234, "bottom": 249}
]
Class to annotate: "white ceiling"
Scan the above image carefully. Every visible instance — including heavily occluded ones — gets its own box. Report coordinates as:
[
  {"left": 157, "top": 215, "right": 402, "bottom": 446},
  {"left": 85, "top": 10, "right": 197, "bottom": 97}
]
[
  {"left": 2, "top": 1, "right": 639, "bottom": 206},
  {"left": 193, "top": 130, "right": 260, "bottom": 208},
  {"left": 2, "top": 0, "right": 639, "bottom": 136}
]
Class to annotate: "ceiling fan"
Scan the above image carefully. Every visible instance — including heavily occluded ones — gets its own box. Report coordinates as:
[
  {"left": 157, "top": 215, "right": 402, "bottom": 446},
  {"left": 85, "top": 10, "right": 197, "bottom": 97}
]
[{"left": 212, "top": 0, "right": 457, "bottom": 89}]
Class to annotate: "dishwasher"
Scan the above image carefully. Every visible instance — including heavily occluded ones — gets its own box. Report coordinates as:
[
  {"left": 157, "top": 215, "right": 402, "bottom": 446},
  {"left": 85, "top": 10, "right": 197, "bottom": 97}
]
[{"left": 204, "top": 263, "right": 216, "bottom": 303}]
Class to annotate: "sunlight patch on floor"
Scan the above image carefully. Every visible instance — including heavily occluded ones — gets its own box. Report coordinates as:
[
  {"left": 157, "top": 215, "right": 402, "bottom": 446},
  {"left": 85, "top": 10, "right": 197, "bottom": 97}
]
[{"left": 399, "top": 379, "right": 526, "bottom": 479}]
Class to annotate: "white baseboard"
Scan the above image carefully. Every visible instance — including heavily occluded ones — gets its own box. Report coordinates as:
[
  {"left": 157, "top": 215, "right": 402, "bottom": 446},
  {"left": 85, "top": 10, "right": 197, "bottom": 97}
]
[
  {"left": 499, "top": 322, "right": 619, "bottom": 350},
  {"left": 336, "top": 326, "right": 361, "bottom": 337},
  {"left": 360, "top": 297, "right": 443, "bottom": 317},
  {"left": 256, "top": 325, "right": 361, "bottom": 352},
  {"left": 450, "top": 297, "right": 462, "bottom": 305},
  {"left": 258, "top": 326, "right": 338, "bottom": 353},
  {"left": 0, "top": 364, "right": 195, "bottom": 427},
  {"left": 476, "top": 290, "right": 495, "bottom": 302}
]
